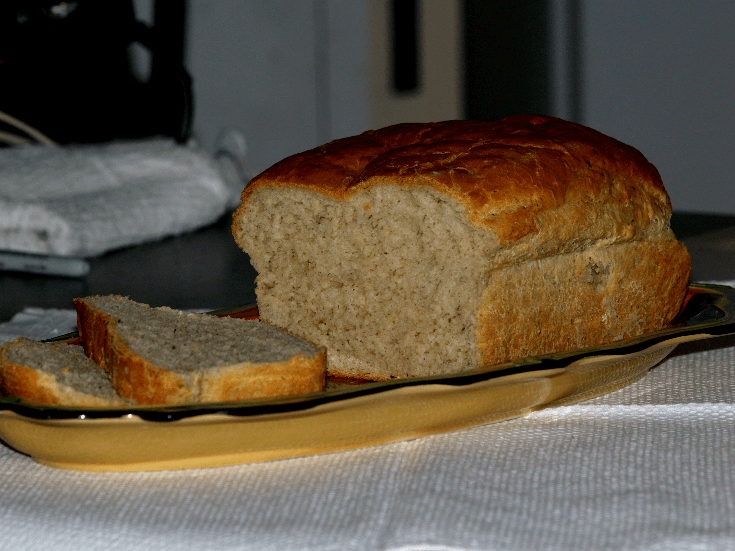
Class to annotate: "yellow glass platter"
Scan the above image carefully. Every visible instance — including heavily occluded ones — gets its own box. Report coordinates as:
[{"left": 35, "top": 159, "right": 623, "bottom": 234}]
[{"left": 1, "top": 283, "right": 733, "bottom": 472}]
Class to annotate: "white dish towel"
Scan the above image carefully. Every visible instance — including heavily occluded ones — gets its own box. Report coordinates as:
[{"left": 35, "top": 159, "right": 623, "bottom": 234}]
[{"left": 0, "top": 139, "right": 235, "bottom": 257}]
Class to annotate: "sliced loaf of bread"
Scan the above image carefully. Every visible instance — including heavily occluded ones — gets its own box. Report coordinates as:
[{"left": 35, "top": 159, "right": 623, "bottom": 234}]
[
  {"left": 232, "top": 115, "right": 691, "bottom": 379},
  {"left": 74, "top": 295, "right": 327, "bottom": 405},
  {"left": 0, "top": 337, "right": 127, "bottom": 407}
]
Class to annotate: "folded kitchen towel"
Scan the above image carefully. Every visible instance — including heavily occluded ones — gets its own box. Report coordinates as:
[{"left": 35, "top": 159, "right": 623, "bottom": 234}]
[{"left": 0, "top": 139, "right": 234, "bottom": 257}]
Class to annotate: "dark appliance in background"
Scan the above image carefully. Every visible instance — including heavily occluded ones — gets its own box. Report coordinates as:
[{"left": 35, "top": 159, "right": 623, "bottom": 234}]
[
  {"left": 0, "top": 0, "right": 191, "bottom": 144},
  {"left": 462, "top": 0, "right": 582, "bottom": 123}
]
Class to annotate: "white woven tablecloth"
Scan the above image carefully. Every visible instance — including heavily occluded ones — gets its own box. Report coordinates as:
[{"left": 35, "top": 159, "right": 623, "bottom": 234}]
[{"left": 1, "top": 287, "right": 734, "bottom": 551}]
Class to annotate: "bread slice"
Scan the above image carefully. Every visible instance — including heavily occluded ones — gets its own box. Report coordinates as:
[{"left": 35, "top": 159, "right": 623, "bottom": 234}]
[
  {"left": 232, "top": 114, "right": 691, "bottom": 380},
  {"left": 73, "top": 295, "right": 327, "bottom": 405},
  {"left": 0, "top": 337, "right": 127, "bottom": 407}
]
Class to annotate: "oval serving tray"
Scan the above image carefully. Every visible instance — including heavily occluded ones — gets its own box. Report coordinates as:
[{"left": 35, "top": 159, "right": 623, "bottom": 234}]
[{"left": 0, "top": 283, "right": 733, "bottom": 472}]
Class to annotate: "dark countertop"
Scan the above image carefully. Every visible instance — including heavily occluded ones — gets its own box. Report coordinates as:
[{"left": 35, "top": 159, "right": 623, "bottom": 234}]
[
  {"left": 0, "top": 211, "right": 258, "bottom": 322},
  {"left": 0, "top": 211, "right": 733, "bottom": 322}
]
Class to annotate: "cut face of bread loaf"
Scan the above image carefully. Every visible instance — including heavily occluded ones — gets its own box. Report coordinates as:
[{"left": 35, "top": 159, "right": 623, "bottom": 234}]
[
  {"left": 0, "top": 337, "right": 127, "bottom": 407},
  {"left": 232, "top": 115, "right": 691, "bottom": 380},
  {"left": 74, "top": 295, "right": 326, "bottom": 405}
]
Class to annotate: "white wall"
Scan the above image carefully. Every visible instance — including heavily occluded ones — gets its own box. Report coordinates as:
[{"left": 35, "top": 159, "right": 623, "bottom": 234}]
[
  {"left": 182, "top": 0, "right": 378, "bottom": 178},
  {"left": 367, "top": 0, "right": 463, "bottom": 129},
  {"left": 181, "top": 0, "right": 461, "bottom": 178},
  {"left": 186, "top": 1, "right": 334, "bottom": 177},
  {"left": 582, "top": 1, "right": 735, "bottom": 214}
]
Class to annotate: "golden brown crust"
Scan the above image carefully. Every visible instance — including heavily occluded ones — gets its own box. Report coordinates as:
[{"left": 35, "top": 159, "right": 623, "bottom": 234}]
[
  {"left": 74, "top": 296, "right": 115, "bottom": 372},
  {"left": 107, "top": 335, "right": 194, "bottom": 405},
  {"left": 0, "top": 339, "right": 126, "bottom": 407},
  {"left": 75, "top": 296, "right": 195, "bottom": 404},
  {"left": 74, "top": 296, "right": 327, "bottom": 405},
  {"left": 0, "top": 361, "right": 124, "bottom": 407},
  {"left": 232, "top": 115, "right": 692, "bottom": 380},
  {"left": 234, "top": 115, "right": 671, "bottom": 247},
  {"left": 198, "top": 348, "right": 327, "bottom": 402},
  {"left": 475, "top": 238, "right": 691, "bottom": 366},
  {"left": 0, "top": 360, "right": 60, "bottom": 405}
]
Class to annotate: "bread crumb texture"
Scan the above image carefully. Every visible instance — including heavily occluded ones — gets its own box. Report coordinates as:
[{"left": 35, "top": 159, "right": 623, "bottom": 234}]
[
  {"left": 0, "top": 337, "right": 126, "bottom": 406},
  {"left": 232, "top": 115, "right": 691, "bottom": 379},
  {"left": 75, "top": 295, "right": 326, "bottom": 405},
  {"left": 84, "top": 296, "right": 321, "bottom": 370}
]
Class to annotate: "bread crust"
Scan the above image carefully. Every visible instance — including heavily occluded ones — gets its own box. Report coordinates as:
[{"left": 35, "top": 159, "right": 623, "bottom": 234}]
[
  {"left": 0, "top": 338, "right": 126, "bottom": 407},
  {"left": 234, "top": 115, "right": 672, "bottom": 248},
  {"left": 476, "top": 238, "right": 690, "bottom": 367},
  {"left": 74, "top": 296, "right": 327, "bottom": 405},
  {"left": 232, "top": 115, "right": 692, "bottom": 379},
  {"left": 0, "top": 360, "right": 63, "bottom": 405}
]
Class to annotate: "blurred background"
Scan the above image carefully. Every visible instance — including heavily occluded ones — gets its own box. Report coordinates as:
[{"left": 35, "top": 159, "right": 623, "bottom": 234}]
[
  {"left": 2, "top": 0, "right": 733, "bottom": 213},
  {"left": 179, "top": 0, "right": 735, "bottom": 214}
]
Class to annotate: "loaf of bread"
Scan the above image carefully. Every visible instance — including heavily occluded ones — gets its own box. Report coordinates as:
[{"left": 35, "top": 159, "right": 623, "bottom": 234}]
[
  {"left": 74, "top": 295, "right": 326, "bottom": 405},
  {"left": 232, "top": 114, "right": 691, "bottom": 380},
  {"left": 0, "top": 337, "right": 127, "bottom": 407}
]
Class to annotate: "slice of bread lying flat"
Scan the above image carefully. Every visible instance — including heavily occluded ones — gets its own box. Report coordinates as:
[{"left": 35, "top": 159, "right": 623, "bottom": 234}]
[
  {"left": 74, "top": 295, "right": 326, "bottom": 405},
  {"left": 0, "top": 337, "right": 127, "bottom": 407},
  {"left": 232, "top": 114, "right": 692, "bottom": 380}
]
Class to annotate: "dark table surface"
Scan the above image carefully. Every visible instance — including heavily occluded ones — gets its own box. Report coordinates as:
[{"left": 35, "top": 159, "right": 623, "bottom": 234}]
[
  {"left": 1, "top": 210, "right": 733, "bottom": 322},
  {"left": 0, "top": 211, "right": 257, "bottom": 322}
]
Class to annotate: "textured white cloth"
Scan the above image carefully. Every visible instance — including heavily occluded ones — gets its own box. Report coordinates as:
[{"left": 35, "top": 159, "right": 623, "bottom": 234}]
[
  {"left": 1, "top": 288, "right": 734, "bottom": 550},
  {"left": 0, "top": 307, "right": 78, "bottom": 344},
  {"left": 0, "top": 139, "right": 234, "bottom": 257}
]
